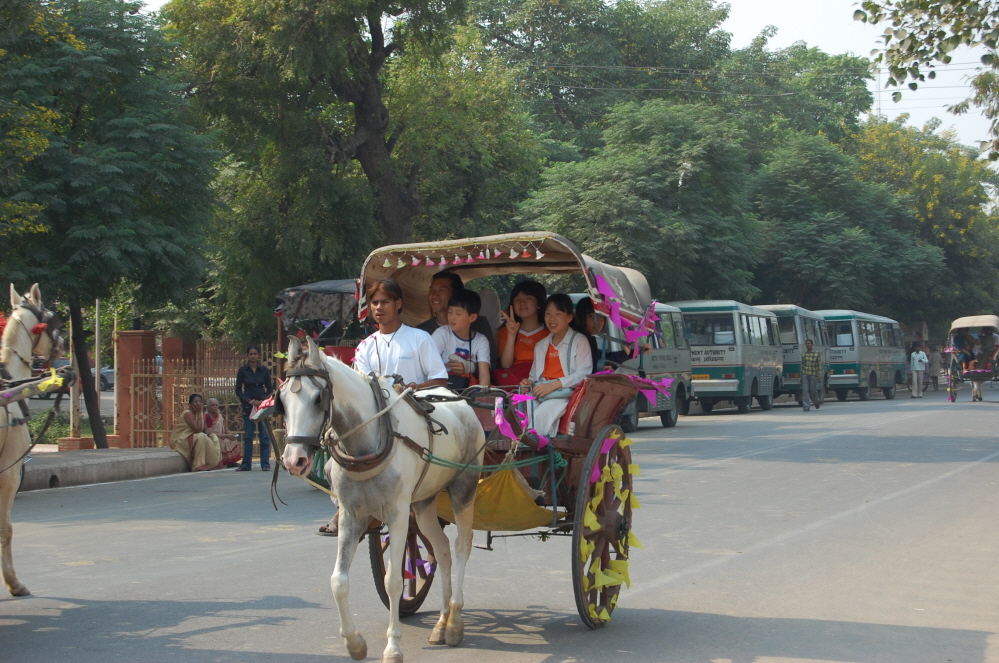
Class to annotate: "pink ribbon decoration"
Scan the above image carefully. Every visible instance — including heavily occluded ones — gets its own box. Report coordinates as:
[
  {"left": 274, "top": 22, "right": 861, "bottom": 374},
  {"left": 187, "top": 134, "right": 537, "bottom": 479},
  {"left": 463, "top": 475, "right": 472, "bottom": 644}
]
[
  {"left": 510, "top": 393, "right": 535, "bottom": 403},
  {"left": 494, "top": 397, "right": 519, "bottom": 441},
  {"left": 527, "top": 429, "right": 550, "bottom": 449}
]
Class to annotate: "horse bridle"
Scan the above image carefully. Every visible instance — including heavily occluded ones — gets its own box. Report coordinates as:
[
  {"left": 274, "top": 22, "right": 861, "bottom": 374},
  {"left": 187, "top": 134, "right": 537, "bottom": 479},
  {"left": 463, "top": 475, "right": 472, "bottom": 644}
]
[{"left": 277, "top": 365, "right": 334, "bottom": 449}]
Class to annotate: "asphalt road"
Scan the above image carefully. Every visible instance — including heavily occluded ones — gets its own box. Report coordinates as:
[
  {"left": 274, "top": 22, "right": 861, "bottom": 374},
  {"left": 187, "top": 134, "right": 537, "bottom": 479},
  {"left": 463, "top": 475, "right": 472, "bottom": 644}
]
[
  {"left": 2, "top": 386, "right": 998, "bottom": 663},
  {"left": 25, "top": 389, "right": 115, "bottom": 417}
]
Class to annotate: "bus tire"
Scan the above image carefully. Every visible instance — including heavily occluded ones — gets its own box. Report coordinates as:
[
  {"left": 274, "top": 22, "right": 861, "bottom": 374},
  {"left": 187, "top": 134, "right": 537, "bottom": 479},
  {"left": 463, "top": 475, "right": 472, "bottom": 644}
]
[
  {"left": 680, "top": 389, "right": 691, "bottom": 416},
  {"left": 857, "top": 386, "right": 871, "bottom": 401},
  {"left": 835, "top": 389, "right": 848, "bottom": 401},
  {"left": 620, "top": 399, "right": 639, "bottom": 433},
  {"left": 660, "top": 405, "right": 679, "bottom": 428},
  {"left": 882, "top": 385, "right": 896, "bottom": 399},
  {"left": 699, "top": 399, "right": 714, "bottom": 413},
  {"left": 756, "top": 394, "right": 773, "bottom": 410},
  {"left": 735, "top": 396, "right": 752, "bottom": 413}
]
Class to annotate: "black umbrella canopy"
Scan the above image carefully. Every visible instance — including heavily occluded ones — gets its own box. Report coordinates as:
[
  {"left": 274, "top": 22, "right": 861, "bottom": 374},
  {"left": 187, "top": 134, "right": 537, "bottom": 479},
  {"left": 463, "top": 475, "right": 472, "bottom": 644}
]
[{"left": 274, "top": 279, "right": 358, "bottom": 331}]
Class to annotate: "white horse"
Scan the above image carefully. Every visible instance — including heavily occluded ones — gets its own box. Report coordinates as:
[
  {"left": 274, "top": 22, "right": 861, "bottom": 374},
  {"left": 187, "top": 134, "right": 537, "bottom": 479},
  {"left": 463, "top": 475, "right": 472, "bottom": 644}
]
[
  {"left": 280, "top": 336, "right": 483, "bottom": 663},
  {"left": 1, "top": 283, "right": 63, "bottom": 596}
]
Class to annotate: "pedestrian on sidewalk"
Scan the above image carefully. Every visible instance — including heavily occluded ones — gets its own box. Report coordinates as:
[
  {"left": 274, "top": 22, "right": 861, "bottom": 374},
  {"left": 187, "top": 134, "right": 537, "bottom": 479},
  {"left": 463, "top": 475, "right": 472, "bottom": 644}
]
[
  {"left": 927, "top": 345, "right": 941, "bottom": 391},
  {"left": 800, "top": 339, "right": 823, "bottom": 412},
  {"left": 910, "top": 343, "right": 929, "bottom": 399},
  {"left": 235, "top": 345, "right": 273, "bottom": 470}
]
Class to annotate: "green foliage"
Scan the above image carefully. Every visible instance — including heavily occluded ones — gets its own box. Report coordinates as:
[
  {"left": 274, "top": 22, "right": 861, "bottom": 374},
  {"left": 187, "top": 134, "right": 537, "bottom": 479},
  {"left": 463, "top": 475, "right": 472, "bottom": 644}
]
[
  {"left": 0, "top": 0, "right": 219, "bottom": 308},
  {"left": 752, "top": 133, "right": 944, "bottom": 317},
  {"left": 519, "top": 100, "right": 760, "bottom": 301},
  {"left": 845, "top": 116, "right": 999, "bottom": 322},
  {"left": 856, "top": 0, "right": 999, "bottom": 158}
]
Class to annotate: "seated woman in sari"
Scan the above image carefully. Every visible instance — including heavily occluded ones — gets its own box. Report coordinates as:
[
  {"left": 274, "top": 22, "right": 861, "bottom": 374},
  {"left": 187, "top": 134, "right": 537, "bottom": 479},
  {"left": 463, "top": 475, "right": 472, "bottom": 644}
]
[
  {"left": 169, "top": 393, "right": 222, "bottom": 472},
  {"left": 520, "top": 294, "right": 593, "bottom": 437},
  {"left": 205, "top": 397, "right": 241, "bottom": 468}
]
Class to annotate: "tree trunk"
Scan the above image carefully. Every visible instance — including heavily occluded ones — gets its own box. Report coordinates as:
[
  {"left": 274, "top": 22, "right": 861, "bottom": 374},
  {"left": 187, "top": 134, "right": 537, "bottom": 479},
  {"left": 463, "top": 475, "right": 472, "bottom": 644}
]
[{"left": 69, "top": 302, "right": 108, "bottom": 449}]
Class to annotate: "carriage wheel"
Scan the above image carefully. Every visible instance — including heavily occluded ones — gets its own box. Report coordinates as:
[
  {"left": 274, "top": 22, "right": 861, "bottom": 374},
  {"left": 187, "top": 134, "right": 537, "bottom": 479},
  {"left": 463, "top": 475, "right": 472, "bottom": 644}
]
[
  {"left": 572, "top": 424, "right": 636, "bottom": 630},
  {"left": 368, "top": 514, "right": 437, "bottom": 617}
]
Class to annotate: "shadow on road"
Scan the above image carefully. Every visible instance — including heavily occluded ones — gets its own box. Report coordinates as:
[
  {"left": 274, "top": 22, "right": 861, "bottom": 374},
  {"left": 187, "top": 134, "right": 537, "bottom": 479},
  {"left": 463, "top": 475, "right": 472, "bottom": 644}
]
[{"left": 407, "top": 606, "right": 990, "bottom": 663}]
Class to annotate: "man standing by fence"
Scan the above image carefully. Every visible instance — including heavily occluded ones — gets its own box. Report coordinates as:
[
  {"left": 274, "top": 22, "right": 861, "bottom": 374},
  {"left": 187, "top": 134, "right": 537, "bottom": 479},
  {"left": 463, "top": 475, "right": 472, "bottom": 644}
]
[
  {"left": 235, "top": 345, "right": 273, "bottom": 470},
  {"left": 801, "top": 339, "right": 823, "bottom": 412}
]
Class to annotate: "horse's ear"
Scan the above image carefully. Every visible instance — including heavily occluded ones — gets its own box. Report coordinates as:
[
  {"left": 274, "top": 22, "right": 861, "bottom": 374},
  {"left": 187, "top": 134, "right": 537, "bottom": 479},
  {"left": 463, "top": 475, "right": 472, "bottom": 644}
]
[
  {"left": 287, "top": 336, "right": 301, "bottom": 364},
  {"left": 305, "top": 335, "right": 324, "bottom": 368},
  {"left": 10, "top": 284, "right": 21, "bottom": 309},
  {"left": 28, "top": 283, "right": 41, "bottom": 308}
]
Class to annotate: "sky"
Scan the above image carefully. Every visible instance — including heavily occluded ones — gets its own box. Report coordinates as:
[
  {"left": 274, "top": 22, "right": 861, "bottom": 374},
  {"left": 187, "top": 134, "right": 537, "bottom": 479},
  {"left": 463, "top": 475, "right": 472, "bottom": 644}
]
[{"left": 140, "top": 0, "right": 993, "bottom": 150}]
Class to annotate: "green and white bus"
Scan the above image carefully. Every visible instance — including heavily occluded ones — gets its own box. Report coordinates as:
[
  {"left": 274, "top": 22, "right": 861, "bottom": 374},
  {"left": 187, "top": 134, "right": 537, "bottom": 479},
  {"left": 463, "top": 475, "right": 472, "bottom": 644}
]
[
  {"left": 670, "top": 300, "right": 783, "bottom": 414},
  {"left": 758, "top": 305, "right": 830, "bottom": 403},
  {"left": 813, "top": 310, "right": 906, "bottom": 400}
]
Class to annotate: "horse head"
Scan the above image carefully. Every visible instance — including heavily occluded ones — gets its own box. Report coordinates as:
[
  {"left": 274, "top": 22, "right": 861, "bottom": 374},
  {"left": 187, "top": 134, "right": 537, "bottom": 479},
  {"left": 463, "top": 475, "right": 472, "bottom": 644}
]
[{"left": 4, "top": 284, "right": 63, "bottom": 378}]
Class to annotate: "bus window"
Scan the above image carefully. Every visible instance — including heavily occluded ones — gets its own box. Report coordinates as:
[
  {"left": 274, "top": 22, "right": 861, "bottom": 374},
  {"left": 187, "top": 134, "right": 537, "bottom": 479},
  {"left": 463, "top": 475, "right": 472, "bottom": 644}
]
[
  {"left": 865, "top": 322, "right": 879, "bottom": 346},
  {"left": 766, "top": 318, "right": 778, "bottom": 346},
  {"left": 803, "top": 318, "right": 820, "bottom": 345},
  {"left": 685, "top": 314, "right": 736, "bottom": 346},
  {"left": 658, "top": 317, "right": 676, "bottom": 347},
  {"left": 777, "top": 317, "right": 797, "bottom": 344},
  {"left": 830, "top": 321, "right": 854, "bottom": 346},
  {"left": 739, "top": 315, "right": 750, "bottom": 345},
  {"left": 877, "top": 323, "right": 890, "bottom": 347},
  {"left": 673, "top": 315, "right": 687, "bottom": 348}
]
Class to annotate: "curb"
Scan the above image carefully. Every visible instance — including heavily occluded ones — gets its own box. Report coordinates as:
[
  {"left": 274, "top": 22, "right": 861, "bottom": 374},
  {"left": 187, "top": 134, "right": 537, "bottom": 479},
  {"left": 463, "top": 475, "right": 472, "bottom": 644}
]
[{"left": 20, "top": 448, "right": 188, "bottom": 491}]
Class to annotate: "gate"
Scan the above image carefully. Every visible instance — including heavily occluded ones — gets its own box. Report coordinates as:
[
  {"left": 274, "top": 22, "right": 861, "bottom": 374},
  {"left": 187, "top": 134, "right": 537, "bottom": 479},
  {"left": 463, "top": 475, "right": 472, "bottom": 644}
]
[{"left": 129, "top": 340, "right": 278, "bottom": 448}]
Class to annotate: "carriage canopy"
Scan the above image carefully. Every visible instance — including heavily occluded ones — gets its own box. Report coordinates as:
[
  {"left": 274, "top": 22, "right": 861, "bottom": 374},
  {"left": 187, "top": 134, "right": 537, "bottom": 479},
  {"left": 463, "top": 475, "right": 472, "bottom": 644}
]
[
  {"left": 949, "top": 315, "right": 999, "bottom": 335},
  {"left": 358, "top": 232, "right": 652, "bottom": 327},
  {"left": 275, "top": 279, "right": 358, "bottom": 331}
]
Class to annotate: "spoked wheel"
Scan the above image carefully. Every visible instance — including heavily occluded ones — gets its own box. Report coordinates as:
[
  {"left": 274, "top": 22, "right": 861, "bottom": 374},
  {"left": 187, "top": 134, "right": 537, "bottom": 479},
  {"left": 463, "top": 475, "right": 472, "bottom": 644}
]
[
  {"left": 368, "top": 514, "right": 437, "bottom": 617},
  {"left": 572, "top": 424, "right": 636, "bottom": 630},
  {"left": 948, "top": 372, "right": 959, "bottom": 402}
]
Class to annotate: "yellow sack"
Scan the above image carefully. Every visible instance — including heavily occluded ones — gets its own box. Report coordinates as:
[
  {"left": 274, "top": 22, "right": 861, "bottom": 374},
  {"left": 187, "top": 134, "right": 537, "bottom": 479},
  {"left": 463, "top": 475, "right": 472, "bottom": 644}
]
[{"left": 437, "top": 467, "right": 554, "bottom": 532}]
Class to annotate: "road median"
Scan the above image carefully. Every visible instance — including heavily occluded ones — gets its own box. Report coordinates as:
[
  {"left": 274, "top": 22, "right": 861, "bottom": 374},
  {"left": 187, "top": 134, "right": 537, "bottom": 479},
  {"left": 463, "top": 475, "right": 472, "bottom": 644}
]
[{"left": 20, "top": 448, "right": 188, "bottom": 491}]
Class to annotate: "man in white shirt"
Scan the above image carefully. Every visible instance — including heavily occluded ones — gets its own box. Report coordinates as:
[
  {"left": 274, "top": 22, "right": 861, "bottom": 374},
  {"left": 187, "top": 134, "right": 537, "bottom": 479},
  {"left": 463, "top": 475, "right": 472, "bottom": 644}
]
[{"left": 354, "top": 279, "right": 447, "bottom": 389}]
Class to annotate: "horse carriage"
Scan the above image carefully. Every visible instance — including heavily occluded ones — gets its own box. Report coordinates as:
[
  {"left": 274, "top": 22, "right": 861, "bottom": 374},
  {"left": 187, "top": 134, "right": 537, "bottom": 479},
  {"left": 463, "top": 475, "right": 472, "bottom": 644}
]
[
  {"left": 945, "top": 315, "right": 999, "bottom": 402},
  {"left": 277, "top": 233, "right": 666, "bottom": 662}
]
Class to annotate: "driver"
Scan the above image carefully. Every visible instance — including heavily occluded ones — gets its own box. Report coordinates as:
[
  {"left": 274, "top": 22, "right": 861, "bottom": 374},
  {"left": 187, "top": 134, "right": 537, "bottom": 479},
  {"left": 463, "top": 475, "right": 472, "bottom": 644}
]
[
  {"left": 320, "top": 279, "right": 447, "bottom": 537},
  {"left": 354, "top": 279, "right": 448, "bottom": 390}
]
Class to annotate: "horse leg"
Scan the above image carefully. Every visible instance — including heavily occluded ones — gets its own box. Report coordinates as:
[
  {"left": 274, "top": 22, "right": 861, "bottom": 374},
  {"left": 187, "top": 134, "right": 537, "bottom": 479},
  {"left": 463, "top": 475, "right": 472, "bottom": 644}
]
[
  {"left": 382, "top": 503, "right": 411, "bottom": 663},
  {"left": 331, "top": 510, "right": 368, "bottom": 661},
  {"left": 413, "top": 498, "right": 452, "bottom": 645},
  {"left": 445, "top": 471, "right": 479, "bottom": 647},
  {"left": 0, "top": 462, "right": 28, "bottom": 596}
]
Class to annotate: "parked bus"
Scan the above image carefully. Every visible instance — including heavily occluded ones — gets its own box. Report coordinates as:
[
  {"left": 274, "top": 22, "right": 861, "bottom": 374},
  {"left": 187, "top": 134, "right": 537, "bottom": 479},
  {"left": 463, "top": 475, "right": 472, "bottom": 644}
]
[
  {"left": 571, "top": 297, "right": 692, "bottom": 430},
  {"left": 813, "top": 310, "right": 905, "bottom": 400},
  {"left": 758, "top": 305, "right": 830, "bottom": 404},
  {"left": 670, "top": 300, "right": 783, "bottom": 414}
]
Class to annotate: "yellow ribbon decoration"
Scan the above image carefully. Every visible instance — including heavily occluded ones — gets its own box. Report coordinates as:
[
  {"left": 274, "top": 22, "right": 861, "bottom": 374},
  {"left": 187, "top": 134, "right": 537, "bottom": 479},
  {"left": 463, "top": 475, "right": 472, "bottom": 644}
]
[
  {"left": 619, "top": 436, "right": 634, "bottom": 448},
  {"left": 628, "top": 463, "right": 640, "bottom": 477},
  {"left": 583, "top": 507, "right": 600, "bottom": 532},
  {"left": 38, "top": 368, "right": 63, "bottom": 391},
  {"left": 598, "top": 608, "right": 611, "bottom": 622},
  {"left": 628, "top": 531, "right": 644, "bottom": 549},
  {"left": 629, "top": 492, "right": 641, "bottom": 510},
  {"left": 607, "top": 559, "right": 631, "bottom": 588}
]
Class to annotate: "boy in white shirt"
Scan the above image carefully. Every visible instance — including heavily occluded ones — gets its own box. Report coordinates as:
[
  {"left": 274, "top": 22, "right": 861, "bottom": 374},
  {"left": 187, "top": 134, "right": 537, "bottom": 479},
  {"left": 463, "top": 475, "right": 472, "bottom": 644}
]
[{"left": 432, "top": 289, "right": 491, "bottom": 388}]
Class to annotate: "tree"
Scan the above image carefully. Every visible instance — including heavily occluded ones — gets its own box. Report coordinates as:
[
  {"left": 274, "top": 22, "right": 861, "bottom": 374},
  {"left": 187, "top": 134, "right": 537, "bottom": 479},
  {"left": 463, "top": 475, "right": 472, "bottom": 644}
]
[
  {"left": 518, "top": 100, "right": 760, "bottom": 301},
  {"left": 752, "top": 132, "right": 944, "bottom": 318},
  {"left": 0, "top": 0, "right": 77, "bottom": 237},
  {"left": 1, "top": 0, "right": 219, "bottom": 448},
  {"left": 167, "top": 0, "right": 467, "bottom": 244},
  {"left": 845, "top": 115, "right": 999, "bottom": 322},
  {"left": 855, "top": 0, "right": 999, "bottom": 157}
]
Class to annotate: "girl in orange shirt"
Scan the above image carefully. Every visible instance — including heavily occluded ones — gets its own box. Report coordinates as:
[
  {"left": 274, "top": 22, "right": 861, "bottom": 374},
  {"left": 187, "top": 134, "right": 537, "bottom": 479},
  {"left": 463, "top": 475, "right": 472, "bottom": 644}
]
[{"left": 494, "top": 280, "right": 549, "bottom": 385}]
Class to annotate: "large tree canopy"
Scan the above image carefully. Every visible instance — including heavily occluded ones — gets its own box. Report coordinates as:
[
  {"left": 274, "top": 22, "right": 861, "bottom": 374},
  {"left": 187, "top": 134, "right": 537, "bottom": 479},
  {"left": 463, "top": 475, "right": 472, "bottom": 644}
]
[{"left": 856, "top": 0, "right": 999, "bottom": 157}]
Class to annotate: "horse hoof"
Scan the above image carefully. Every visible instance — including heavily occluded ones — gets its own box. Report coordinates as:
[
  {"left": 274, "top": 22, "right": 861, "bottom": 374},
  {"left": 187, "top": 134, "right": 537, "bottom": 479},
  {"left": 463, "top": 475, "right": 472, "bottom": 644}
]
[
  {"left": 8, "top": 584, "right": 29, "bottom": 597},
  {"left": 346, "top": 638, "right": 367, "bottom": 661},
  {"left": 382, "top": 656, "right": 403, "bottom": 663},
  {"left": 428, "top": 627, "right": 446, "bottom": 645},
  {"left": 445, "top": 626, "right": 464, "bottom": 647}
]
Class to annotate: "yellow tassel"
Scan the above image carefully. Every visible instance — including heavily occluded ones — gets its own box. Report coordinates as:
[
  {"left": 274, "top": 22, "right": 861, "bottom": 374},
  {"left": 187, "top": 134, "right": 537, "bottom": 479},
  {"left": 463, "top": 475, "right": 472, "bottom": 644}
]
[
  {"left": 619, "top": 436, "right": 634, "bottom": 448},
  {"left": 607, "top": 559, "right": 631, "bottom": 588},
  {"left": 629, "top": 492, "right": 641, "bottom": 509},
  {"left": 598, "top": 607, "right": 611, "bottom": 622},
  {"left": 588, "top": 604, "right": 599, "bottom": 619},
  {"left": 628, "top": 463, "right": 640, "bottom": 477},
  {"left": 581, "top": 574, "right": 589, "bottom": 591},
  {"left": 584, "top": 507, "right": 600, "bottom": 532},
  {"left": 628, "top": 531, "right": 644, "bottom": 549},
  {"left": 610, "top": 594, "right": 619, "bottom": 608},
  {"left": 611, "top": 462, "right": 623, "bottom": 481}
]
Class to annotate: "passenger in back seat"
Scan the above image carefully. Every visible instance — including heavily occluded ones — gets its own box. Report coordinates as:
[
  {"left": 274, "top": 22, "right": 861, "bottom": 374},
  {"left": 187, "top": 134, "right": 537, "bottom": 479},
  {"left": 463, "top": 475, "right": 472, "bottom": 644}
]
[{"left": 520, "top": 294, "right": 593, "bottom": 437}]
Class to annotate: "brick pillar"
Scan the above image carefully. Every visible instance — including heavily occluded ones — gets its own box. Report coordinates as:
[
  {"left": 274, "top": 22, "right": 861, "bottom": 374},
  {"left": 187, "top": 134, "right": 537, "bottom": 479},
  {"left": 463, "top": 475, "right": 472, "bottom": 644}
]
[
  {"left": 161, "top": 336, "right": 196, "bottom": 446},
  {"left": 114, "top": 330, "right": 157, "bottom": 448}
]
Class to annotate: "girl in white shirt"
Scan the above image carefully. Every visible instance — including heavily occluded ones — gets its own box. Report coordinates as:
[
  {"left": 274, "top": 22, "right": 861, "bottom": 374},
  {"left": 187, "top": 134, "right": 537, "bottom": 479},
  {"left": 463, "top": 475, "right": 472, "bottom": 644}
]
[{"left": 520, "top": 293, "right": 593, "bottom": 436}]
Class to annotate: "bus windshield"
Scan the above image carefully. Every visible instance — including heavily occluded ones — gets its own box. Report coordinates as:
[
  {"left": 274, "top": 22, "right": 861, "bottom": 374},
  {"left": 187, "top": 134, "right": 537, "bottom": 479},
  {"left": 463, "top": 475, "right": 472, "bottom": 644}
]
[
  {"left": 777, "top": 317, "right": 797, "bottom": 344},
  {"left": 685, "top": 314, "right": 736, "bottom": 346},
  {"left": 829, "top": 321, "right": 854, "bottom": 346}
]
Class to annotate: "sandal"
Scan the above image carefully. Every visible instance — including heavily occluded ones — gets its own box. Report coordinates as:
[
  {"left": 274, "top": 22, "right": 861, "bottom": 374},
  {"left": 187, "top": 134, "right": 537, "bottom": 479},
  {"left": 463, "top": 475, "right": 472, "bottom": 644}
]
[{"left": 318, "top": 519, "right": 339, "bottom": 536}]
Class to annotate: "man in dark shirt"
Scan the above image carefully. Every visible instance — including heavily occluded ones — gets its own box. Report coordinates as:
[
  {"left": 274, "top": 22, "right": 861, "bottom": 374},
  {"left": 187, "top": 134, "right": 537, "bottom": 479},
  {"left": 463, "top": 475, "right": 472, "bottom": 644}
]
[
  {"left": 235, "top": 345, "right": 273, "bottom": 470},
  {"left": 416, "top": 271, "right": 497, "bottom": 365}
]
